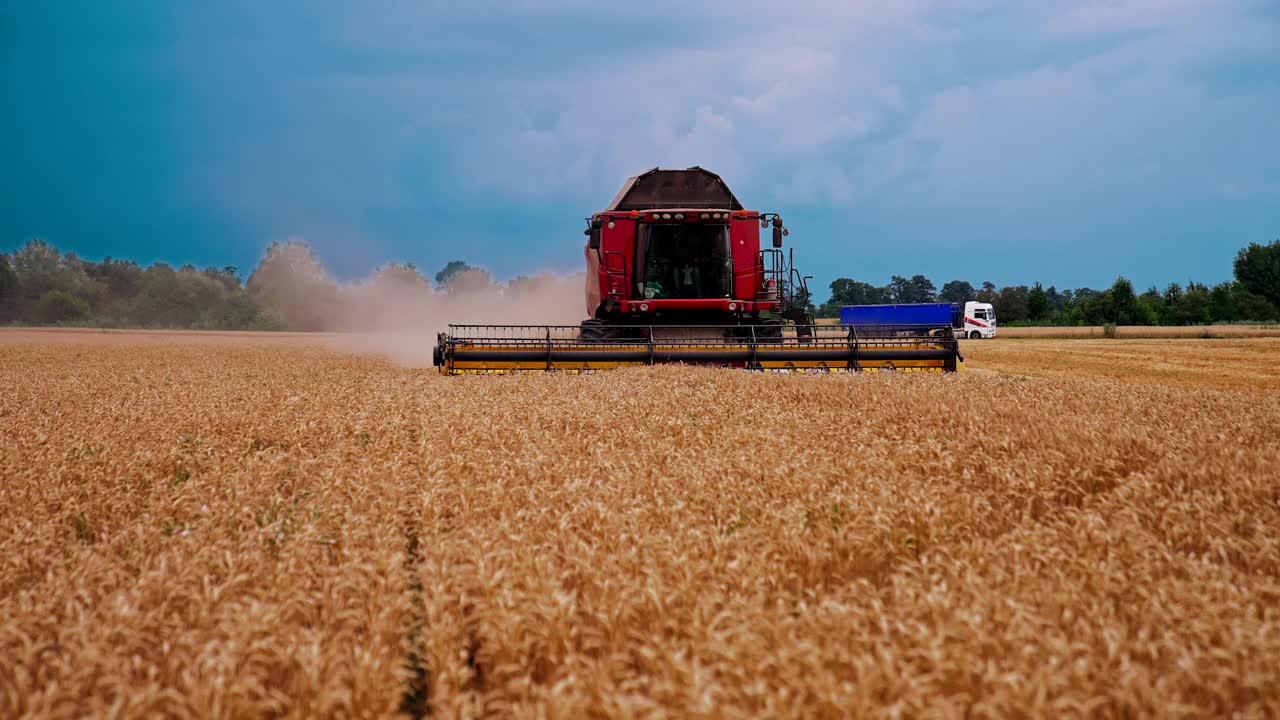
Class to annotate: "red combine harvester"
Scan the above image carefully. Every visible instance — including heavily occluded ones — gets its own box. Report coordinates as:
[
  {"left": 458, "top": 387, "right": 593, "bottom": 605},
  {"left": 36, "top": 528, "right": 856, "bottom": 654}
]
[
  {"left": 577, "top": 166, "right": 812, "bottom": 340},
  {"left": 433, "top": 167, "right": 960, "bottom": 374}
]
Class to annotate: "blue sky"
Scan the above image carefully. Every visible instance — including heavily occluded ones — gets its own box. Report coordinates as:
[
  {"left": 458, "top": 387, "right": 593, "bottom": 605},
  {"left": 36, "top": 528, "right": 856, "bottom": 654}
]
[{"left": 2, "top": 1, "right": 1277, "bottom": 295}]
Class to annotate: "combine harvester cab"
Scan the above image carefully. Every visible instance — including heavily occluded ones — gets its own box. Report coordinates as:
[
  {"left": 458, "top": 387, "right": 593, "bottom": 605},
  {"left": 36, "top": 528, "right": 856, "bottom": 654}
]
[{"left": 434, "top": 167, "right": 962, "bottom": 374}]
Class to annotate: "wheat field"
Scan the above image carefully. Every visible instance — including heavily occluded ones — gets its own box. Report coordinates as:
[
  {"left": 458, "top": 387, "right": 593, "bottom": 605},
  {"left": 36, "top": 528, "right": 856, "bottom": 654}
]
[
  {"left": 810, "top": 319, "right": 1280, "bottom": 339},
  {"left": 2, "top": 330, "right": 1278, "bottom": 718},
  {"left": 997, "top": 326, "right": 1280, "bottom": 339}
]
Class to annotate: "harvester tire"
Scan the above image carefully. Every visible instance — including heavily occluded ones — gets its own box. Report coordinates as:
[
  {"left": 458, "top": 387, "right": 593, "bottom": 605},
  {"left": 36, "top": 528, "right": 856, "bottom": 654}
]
[
  {"left": 580, "top": 318, "right": 623, "bottom": 343},
  {"left": 748, "top": 319, "right": 784, "bottom": 344}
]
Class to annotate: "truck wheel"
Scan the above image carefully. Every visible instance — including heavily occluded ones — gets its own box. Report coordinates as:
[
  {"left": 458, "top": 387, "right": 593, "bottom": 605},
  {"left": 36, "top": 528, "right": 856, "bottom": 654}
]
[{"left": 969, "top": 330, "right": 982, "bottom": 340}]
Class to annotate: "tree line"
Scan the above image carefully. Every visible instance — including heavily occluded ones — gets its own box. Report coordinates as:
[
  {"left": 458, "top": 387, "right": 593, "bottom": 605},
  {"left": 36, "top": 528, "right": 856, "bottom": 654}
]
[
  {"left": 0, "top": 240, "right": 279, "bottom": 329},
  {"left": 2, "top": 238, "right": 1278, "bottom": 329},
  {"left": 814, "top": 240, "right": 1280, "bottom": 325},
  {"left": 0, "top": 240, "right": 510, "bottom": 331}
]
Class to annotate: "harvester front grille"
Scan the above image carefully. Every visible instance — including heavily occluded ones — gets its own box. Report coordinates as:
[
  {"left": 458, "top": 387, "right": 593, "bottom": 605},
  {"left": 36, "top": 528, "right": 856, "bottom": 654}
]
[{"left": 433, "top": 324, "right": 961, "bottom": 375}]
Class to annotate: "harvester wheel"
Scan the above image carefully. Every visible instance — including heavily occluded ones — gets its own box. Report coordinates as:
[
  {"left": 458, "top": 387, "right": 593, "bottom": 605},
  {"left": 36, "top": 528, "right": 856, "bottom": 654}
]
[
  {"left": 579, "top": 318, "right": 623, "bottom": 343},
  {"left": 744, "top": 319, "right": 784, "bottom": 344},
  {"left": 969, "top": 330, "right": 982, "bottom": 339}
]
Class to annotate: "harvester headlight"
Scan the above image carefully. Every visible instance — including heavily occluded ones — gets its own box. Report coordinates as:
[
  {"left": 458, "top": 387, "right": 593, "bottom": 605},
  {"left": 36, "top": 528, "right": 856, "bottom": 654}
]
[
  {"left": 700, "top": 213, "right": 709, "bottom": 219},
  {"left": 728, "top": 302, "right": 738, "bottom": 310},
  {"left": 662, "top": 213, "right": 671, "bottom": 220},
  {"left": 639, "top": 302, "right": 649, "bottom": 311},
  {"left": 607, "top": 221, "right": 616, "bottom": 229},
  {"left": 674, "top": 213, "right": 683, "bottom": 220}
]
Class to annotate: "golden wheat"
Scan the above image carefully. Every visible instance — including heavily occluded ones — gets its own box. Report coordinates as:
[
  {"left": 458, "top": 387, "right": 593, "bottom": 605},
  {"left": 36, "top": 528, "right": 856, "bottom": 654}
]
[
  {"left": 1, "top": 329, "right": 1277, "bottom": 718},
  {"left": 998, "top": 325, "right": 1280, "bottom": 339},
  {"left": 962, "top": 338, "right": 1280, "bottom": 393}
]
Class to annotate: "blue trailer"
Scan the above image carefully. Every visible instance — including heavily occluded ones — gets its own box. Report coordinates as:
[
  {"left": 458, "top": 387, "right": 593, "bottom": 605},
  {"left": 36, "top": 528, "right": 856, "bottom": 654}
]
[
  {"left": 840, "top": 303, "right": 961, "bottom": 328},
  {"left": 833, "top": 303, "right": 964, "bottom": 370}
]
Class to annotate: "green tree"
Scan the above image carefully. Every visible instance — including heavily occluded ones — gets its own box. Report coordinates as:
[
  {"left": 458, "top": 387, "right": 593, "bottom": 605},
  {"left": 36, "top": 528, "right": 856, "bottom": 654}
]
[
  {"left": 886, "top": 274, "right": 936, "bottom": 303},
  {"left": 995, "top": 285, "right": 1030, "bottom": 322},
  {"left": 1045, "top": 286, "right": 1064, "bottom": 313},
  {"left": 1208, "top": 283, "right": 1238, "bottom": 322},
  {"left": 939, "top": 280, "right": 975, "bottom": 304},
  {"left": 1234, "top": 240, "right": 1280, "bottom": 306},
  {"left": 0, "top": 254, "right": 16, "bottom": 317},
  {"left": 374, "top": 262, "right": 431, "bottom": 290},
  {"left": 1109, "top": 277, "right": 1139, "bottom": 324},
  {"left": 1173, "top": 282, "right": 1213, "bottom": 325},
  {"left": 814, "top": 279, "right": 882, "bottom": 317},
  {"left": 35, "top": 290, "right": 90, "bottom": 324},
  {"left": 1160, "top": 283, "right": 1183, "bottom": 325},
  {"left": 1231, "top": 285, "right": 1280, "bottom": 321},
  {"left": 434, "top": 260, "right": 475, "bottom": 287},
  {"left": 909, "top": 274, "right": 937, "bottom": 303},
  {"left": 246, "top": 241, "right": 341, "bottom": 330},
  {"left": 11, "top": 239, "right": 62, "bottom": 300},
  {"left": 1026, "top": 283, "right": 1049, "bottom": 321},
  {"left": 1082, "top": 292, "right": 1110, "bottom": 325},
  {"left": 828, "top": 278, "right": 888, "bottom": 306},
  {"left": 87, "top": 258, "right": 144, "bottom": 311},
  {"left": 1138, "top": 287, "right": 1165, "bottom": 325}
]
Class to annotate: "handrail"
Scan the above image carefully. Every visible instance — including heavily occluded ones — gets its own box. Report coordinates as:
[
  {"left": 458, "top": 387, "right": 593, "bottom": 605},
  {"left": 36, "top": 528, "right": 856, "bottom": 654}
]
[
  {"left": 757, "top": 249, "right": 785, "bottom": 301},
  {"left": 602, "top": 250, "right": 629, "bottom": 300}
]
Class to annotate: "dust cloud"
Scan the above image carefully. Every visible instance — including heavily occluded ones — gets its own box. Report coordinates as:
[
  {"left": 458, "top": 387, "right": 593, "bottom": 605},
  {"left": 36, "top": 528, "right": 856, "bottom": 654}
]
[{"left": 246, "top": 241, "right": 586, "bottom": 366}]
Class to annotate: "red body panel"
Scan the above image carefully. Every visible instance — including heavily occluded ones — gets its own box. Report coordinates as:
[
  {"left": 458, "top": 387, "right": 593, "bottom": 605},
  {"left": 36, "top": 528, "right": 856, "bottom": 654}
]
[
  {"left": 586, "top": 209, "right": 775, "bottom": 318},
  {"left": 729, "top": 216, "right": 760, "bottom": 302},
  {"left": 599, "top": 217, "right": 636, "bottom": 304}
]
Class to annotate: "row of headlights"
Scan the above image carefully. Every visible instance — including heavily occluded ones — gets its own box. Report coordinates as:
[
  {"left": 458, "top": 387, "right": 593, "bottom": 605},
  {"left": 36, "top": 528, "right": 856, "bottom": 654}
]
[
  {"left": 662, "top": 212, "right": 733, "bottom": 221},
  {"left": 659, "top": 212, "right": 733, "bottom": 221},
  {"left": 629, "top": 301, "right": 741, "bottom": 312},
  {"left": 606, "top": 212, "right": 733, "bottom": 229}
]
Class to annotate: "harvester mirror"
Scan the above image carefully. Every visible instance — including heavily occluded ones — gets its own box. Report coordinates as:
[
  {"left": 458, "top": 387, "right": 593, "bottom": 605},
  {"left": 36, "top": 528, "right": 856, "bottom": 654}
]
[{"left": 587, "top": 218, "right": 603, "bottom": 249}]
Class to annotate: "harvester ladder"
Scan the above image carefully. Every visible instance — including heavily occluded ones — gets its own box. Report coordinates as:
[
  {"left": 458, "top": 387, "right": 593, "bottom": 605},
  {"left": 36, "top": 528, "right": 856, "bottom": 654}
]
[
  {"left": 602, "top": 251, "right": 630, "bottom": 301},
  {"left": 757, "top": 249, "right": 785, "bottom": 301}
]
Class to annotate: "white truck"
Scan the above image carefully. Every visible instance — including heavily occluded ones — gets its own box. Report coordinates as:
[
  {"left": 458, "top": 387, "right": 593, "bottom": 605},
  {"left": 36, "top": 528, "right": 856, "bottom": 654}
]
[{"left": 957, "top": 301, "right": 997, "bottom": 339}]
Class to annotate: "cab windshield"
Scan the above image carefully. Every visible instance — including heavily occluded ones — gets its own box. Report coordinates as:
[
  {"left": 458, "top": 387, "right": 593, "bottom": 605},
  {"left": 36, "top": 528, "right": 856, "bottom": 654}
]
[{"left": 635, "top": 223, "right": 732, "bottom": 299}]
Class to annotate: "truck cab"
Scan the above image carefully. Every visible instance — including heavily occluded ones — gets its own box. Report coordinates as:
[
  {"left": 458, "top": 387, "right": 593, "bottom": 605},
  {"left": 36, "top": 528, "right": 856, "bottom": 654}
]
[{"left": 958, "top": 301, "right": 997, "bottom": 339}]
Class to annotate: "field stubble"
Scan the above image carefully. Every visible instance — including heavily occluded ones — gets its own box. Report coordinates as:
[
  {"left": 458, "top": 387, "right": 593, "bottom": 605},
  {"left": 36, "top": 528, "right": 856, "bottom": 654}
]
[{"left": 1, "top": 330, "right": 1278, "bottom": 718}]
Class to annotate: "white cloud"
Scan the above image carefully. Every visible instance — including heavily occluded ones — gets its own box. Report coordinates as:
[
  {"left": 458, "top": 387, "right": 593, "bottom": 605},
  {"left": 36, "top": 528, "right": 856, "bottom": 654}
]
[
  {"left": 279, "top": 0, "right": 1279, "bottom": 232},
  {"left": 421, "top": 7, "right": 924, "bottom": 201},
  {"left": 1052, "top": 0, "right": 1215, "bottom": 34}
]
